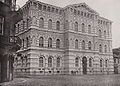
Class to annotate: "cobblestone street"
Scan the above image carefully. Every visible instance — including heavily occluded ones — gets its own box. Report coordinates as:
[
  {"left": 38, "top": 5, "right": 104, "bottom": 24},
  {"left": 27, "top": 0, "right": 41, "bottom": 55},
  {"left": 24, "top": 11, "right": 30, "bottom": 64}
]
[{"left": 1, "top": 74, "right": 120, "bottom": 86}]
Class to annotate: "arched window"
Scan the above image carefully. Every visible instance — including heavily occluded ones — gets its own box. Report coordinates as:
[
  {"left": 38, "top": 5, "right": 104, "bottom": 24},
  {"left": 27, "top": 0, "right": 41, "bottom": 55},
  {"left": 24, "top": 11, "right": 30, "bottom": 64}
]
[
  {"left": 24, "top": 55, "right": 27, "bottom": 67},
  {"left": 88, "top": 41, "right": 92, "bottom": 50},
  {"left": 75, "top": 22, "right": 78, "bottom": 31},
  {"left": 75, "top": 39, "right": 78, "bottom": 49},
  {"left": 23, "top": 21, "right": 25, "bottom": 30},
  {"left": 48, "top": 38, "right": 52, "bottom": 48},
  {"left": 65, "top": 20, "right": 69, "bottom": 30},
  {"left": 43, "top": 5, "right": 46, "bottom": 11},
  {"left": 56, "top": 39, "right": 60, "bottom": 48},
  {"left": 17, "top": 24, "right": 20, "bottom": 33},
  {"left": 39, "top": 37, "right": 44, "bottom": 47},
  {"left": 57, "top": 57, "right": 60, "bottom": 67},
  {"left": 39, "top": 17, "right": 44, "bottom": 28},
  {"left": 32, "top": 16, "right": 37, "bottom": 25},
  {"left": 99, "top": 44, "right": 102, "bottom": 52},
  {"left": 56, "top": 21, "right": 60, "bottom": 30},
  {"left": 75, "top": 57, "right": 79, "bottom": 67},
  {"left": 82, "top": 40, "right": 85, "bottom": 49},
  {"left": 47, "top": 6, "right": 51, "bottom": 12},
  {"left": 105, "top": 60, "right": 108, "bottom": 67},
  {"left": 48, "top": 57, "right": 52, "bottom": 67},
  {"left": 39, "top": 57, "right": 44, "bottom": 67},
  {"left": 48, "top": 19, "right": 52, "bottom": 29},
  {"left": 100, "top": 59, "right": 103, "bottom": 67},
  {"left": 26, "top": 37, "right": 29, "bottom": 47},
  {"left": 22, "top": 39, "right": 24, "bottom": 48},
  {"left": 38, "top": 4, "right": 42, "bottom": 10},
  {"left": 89, "top": 58, "right": 92, "bottom": 67},
  {"left": 88, "top": 25, "right": 91, "bottom": 34},
  {"left": 82, "top": 23, "right": 85, "bottom": 33},
  {"left": 26, "top": 18, "right": 29, "bottom": 29},
  {"left": 105, "top": 45, "right": 107, "bottom": 53},
  {"left": 99, "top": 30, "right": 102, "bottom": 38},
  {"left": 104, "top": 31, "right": 106, "bottom": 38}
]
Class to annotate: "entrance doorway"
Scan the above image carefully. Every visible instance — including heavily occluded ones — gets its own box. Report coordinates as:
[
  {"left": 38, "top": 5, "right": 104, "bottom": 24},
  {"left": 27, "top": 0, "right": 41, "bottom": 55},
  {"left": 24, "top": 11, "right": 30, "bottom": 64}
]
[{"left": 82, "top": 57, "right": 87, "bottom": 74}]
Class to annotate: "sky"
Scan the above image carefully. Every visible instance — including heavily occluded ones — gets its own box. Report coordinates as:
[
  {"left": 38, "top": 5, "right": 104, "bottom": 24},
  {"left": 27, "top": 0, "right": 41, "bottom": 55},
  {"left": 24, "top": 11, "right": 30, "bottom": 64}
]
[{"left": 16, "top": 0, "right": 120, "bottom": 48}]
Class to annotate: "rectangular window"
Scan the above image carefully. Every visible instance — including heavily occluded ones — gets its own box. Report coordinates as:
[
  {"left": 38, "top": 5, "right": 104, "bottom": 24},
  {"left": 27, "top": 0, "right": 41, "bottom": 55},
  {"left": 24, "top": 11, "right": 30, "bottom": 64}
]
[{"left": 0, "top": 16, "right": 4, "bottom": 35}]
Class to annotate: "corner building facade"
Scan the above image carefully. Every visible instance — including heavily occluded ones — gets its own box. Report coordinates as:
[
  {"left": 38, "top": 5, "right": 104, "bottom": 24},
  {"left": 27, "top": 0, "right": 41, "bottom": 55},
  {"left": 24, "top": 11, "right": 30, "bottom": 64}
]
[{"left": 14, "top": 0, "right": 113, "bottom": 75}]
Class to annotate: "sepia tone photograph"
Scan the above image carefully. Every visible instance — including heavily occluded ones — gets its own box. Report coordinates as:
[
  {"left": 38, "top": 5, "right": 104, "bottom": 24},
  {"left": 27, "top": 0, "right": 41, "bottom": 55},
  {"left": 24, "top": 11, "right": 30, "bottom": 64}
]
[{"left": 0, "top": 0, "right": 120, "bottom": 86}]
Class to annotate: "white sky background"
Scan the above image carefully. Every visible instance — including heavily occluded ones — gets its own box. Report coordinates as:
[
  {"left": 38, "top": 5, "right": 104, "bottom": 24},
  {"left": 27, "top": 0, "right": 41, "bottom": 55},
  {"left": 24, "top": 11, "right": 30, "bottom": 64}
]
[{"left": 17, "top": 0, "right": 120, "bottom": 49}]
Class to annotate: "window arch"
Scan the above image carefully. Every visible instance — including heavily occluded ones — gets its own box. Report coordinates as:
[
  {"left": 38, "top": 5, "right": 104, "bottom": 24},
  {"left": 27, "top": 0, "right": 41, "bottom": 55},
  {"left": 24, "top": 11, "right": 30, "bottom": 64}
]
[
  {"left": 32, "top": 16, "right": 37, "bottom": 25},
  {"left": 22, "top": 39, "right": 24, "bottom": 48},
  {"left": 75, "top": 39, "right": 78, "bottom": 49},
  {"left": 39, "top": 17, "right": 44, "bottom": 28},
  {"left": 56, "top": 21, "right": 60, "bottom": 30},
  {"left": 82, "top": 23, "right": 85, "bottom": 33},
  {"left": 75, "top": 22, "right": 78, "bottom": 31},
  {"left": 26, "top": 37, "right": 29, "bottom": 47},
  {"left": 104, "top": 31, "right": 106, "bottom": 38},
  {"left": 39, "top": 57, "right": 44, "bottom": 67},
  {"left": 47, "top": 6, "right": 51, "bottom": 12},
  {"left": 88, "top": 25, "right": 91, "bottom": 34},
  {"left": 99, "top": 30, "right": 102, "bottom": 38},
  {"left": 26, "top": 18, "right": 29, "bottom": 29},
  {"left": 39, "top": 37, "right": 44, "bottom": 47},
  {"left": 48, "top": 38, "right": 52, "bottom": 48},
  {"left": 23, "top": 21, "right": 25, "bottom": 30},
  {"left": 56, "top": 39, "right": 60, "bottom": 48},
  {"left": 105, "top": 45, "right": 107, "bottom": 53},
  {"left": 65, "top": 20, "right": 69, "bottom": 30},
  {"left": 99, "top": 44, "right": 102, "bottom": 52},
  {"left": 48, "top": 19, "right": 52, "bottom": 29},
  {"left": 56, "top": 57, "right": 60, "bottom": 67},
  {"left": 100, "top": 59, "right": 103, "bottom": 67},
  {"left": 82, "top": 40, "right": 85, "bottom": 49},
  {"left": 48, "top": 57, "right": 52, "bottom": 67},
  {"left": 88, "top": 41, "right": 92, "bottom": 50},
  {"left": 105, "top": 59, "right": 108, "bottom": 67},
  {"left": 89, "top": 58, "right": 92, "bottom": 67},
  {"left": 75, "top": 57, "right": 79, "bottom": 67},
  {"left": 17, "top": 24, "right": 20, "bottom": 33}
]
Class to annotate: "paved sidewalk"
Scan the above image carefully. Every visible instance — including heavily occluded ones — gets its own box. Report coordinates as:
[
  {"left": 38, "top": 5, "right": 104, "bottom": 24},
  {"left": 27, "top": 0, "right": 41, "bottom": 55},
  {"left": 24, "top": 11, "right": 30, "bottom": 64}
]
[{"left": 0, "top": 78, "right": 26, "bottom": 86}]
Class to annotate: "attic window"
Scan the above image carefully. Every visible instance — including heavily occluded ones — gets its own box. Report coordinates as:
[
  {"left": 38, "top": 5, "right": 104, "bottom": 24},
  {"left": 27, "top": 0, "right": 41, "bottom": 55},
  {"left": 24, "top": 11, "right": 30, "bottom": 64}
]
[
  {"left": 33, "top": 2, "right": 37, "bottom": 7},
  {"left": 74, "top": 9, "right": 77, "bottom": 14},
  {"left": 38, "top": 4, "right": 42, "bottom": 10},
  {"left": 59, "top": 10, "right": 62, "bottom": 15},
  {"left": 84, "top": 12, "right": 86, "bottom": 17},
  {"left": 71, "top": 8, "right": 73, "bottom": 12},
  {"left": 81, "top": 5, "right": 84, "bottom": 7},
  {"left": 47, "top": 6, "right": 51, "bottom": 12},
  {"left": 52, "top": 7, "right": 55, "bottom": 12},
  {"left": 43, "top": 5, "right": 46, "bottom": 11},
  {"left": 74, "top": 6, "right": 77, "bottom": 8},
  {"left": 87, "top": 13, "right": 90, "bottom": 18},
  {"left": 56, "top": 9, "right": 58, "bottom": 13},
  {"left": 81, "top": 11, "right": 83, "bottom": 16}
]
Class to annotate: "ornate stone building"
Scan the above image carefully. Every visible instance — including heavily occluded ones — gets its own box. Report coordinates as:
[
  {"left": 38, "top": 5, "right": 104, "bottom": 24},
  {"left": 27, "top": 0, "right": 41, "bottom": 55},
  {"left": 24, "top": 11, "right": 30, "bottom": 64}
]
[{"left": 14, "top": 0, "right": 113, "bottom": 75}]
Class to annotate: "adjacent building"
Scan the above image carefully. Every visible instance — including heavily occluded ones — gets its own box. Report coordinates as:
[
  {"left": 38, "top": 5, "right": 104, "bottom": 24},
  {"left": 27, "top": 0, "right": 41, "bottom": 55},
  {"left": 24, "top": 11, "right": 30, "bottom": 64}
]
[
  {"left": 0, "top": 0, "right": 21, "bottom": 83},
  {"left": 113, "top": 48, "right": 120, "bottom": 74},
  {"left": 14, "top": 0, "right": 113, "bottom": 75}
]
